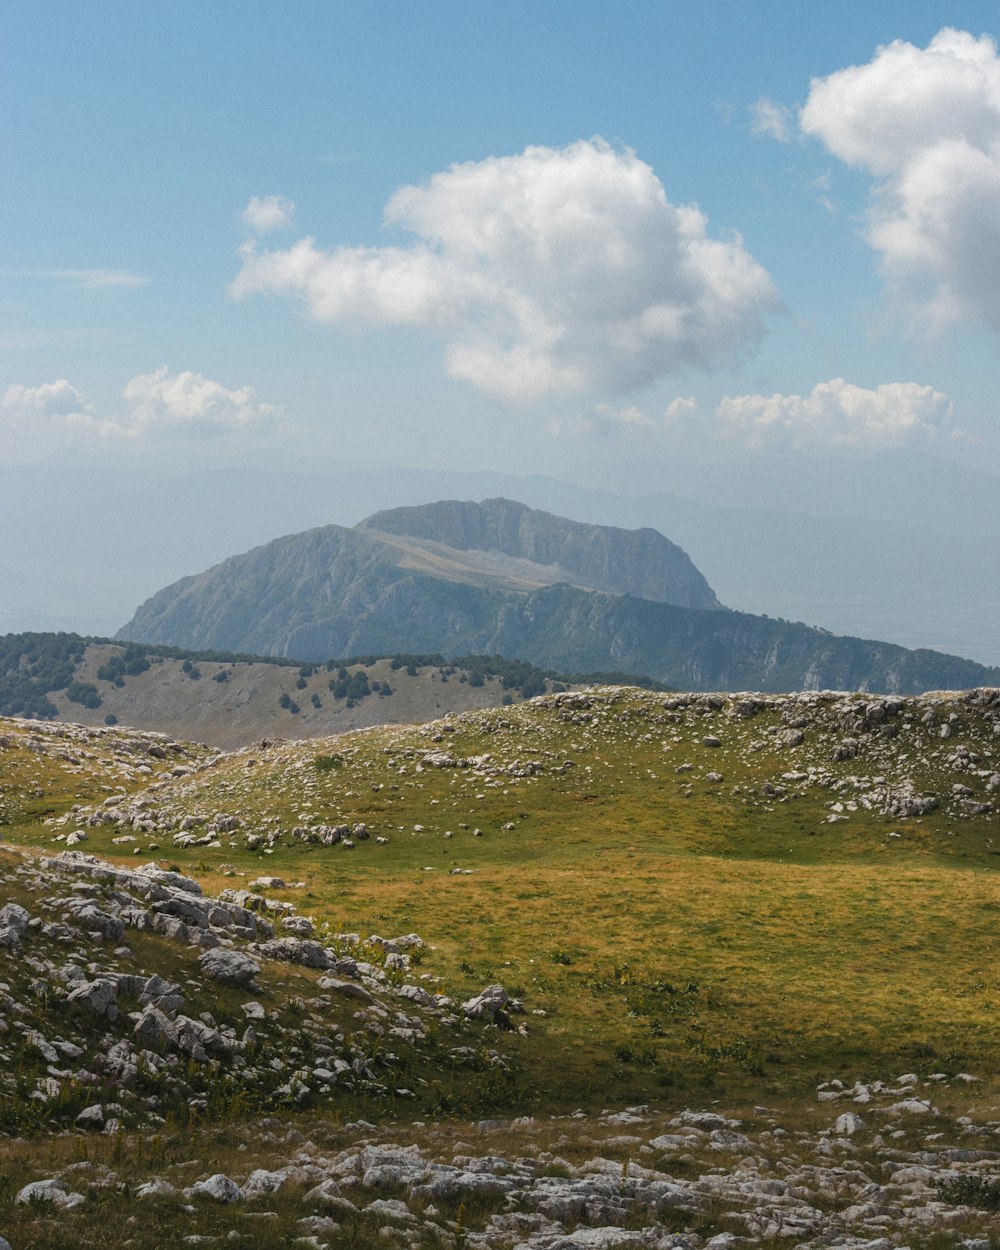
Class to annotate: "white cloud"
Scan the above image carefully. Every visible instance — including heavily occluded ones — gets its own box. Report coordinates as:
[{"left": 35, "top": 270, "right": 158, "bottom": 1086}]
[
  {"left": 52, "top": 268, "right": 147, "bottom": 289},
  {"left": 1, "top": 369, "right": 278, "bottom": 448},
  {"left": 558, "top": 381, "right": 948, "bottom": 450},
  {"left": 241, "top": 195, "right": 296, "bottom": 236},
  {"left": 121, "top": 367, "right": 279, "bottom": 436},
  {"left": 751, "top": 97, "right": 792, "bottom": 142},
  {"left": 2, "top": 379, "right": 97, "bottom": 428},
  {"left": 800, "top": 28, "right": 1000, "bottom": 332},
  {"left": 232, "top": 139, "right": 779, "bottom": 403},
  {"left": 713, "top": 379, "right": 952, "bottom": 450}
]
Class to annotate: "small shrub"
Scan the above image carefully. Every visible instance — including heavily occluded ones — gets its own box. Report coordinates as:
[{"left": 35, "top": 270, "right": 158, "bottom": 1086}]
[
  {"left": 66, "top": 680, "right": 101, "bottom": 709},
  {"left": 103, "top": 713, "right": 118, "bottom": 726},
  {"left": 936, "top": 1174, "right": 1000, "bottom": 1210}
]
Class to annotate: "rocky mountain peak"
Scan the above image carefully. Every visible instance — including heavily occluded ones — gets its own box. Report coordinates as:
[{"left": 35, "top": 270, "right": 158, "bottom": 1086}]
[{"left": 357, "top": 497, "right": 724, "bottom": 610}]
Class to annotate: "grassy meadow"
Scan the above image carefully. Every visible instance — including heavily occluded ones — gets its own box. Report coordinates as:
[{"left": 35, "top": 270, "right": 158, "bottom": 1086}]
[{"left": 3, "top": 686, "right": 999, "bottom": 1113}]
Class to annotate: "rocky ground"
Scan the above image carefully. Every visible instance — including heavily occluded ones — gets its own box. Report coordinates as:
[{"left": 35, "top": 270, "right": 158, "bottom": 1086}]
[
  {"left": 6, "top": 1078, "right": 1000, "bottom": 1248},
  {"left": 4, "top": 689, "right": 1000, "bottom": 1247},
  {"left": 0, "top": 845, "right": 525, "bottom": 1138},
  {"left": 3, "top": 846, "right": 1000, "bottom": 1249}
]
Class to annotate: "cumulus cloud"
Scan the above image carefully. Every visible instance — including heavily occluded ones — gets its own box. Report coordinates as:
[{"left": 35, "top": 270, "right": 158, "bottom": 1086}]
[
  {"left": 241, "top": 195, "right": 296, "bottom": 237},
  {"left": 565, "top": 380, "right": 952, "bottom": 450},
  {"left": 751, "top": 98, "right": 792, "bottom": 142},
  {"left": 1, "top": 379, "right": 98, "bottom": 429},
  {"left": 1, "top": 369, "right": 278, "bottom": 446},
  {"left": 712, "top": 379, "right": 952, "bottom": 450},
  {"left": 232, "top": 139, "right": 779, "bottom": 402},
  {"left": 121, "top": 367, "right": 278, "bottom": 436},
  {"left": 800, "top": 28, "right": 1000, "bottom": 332}
]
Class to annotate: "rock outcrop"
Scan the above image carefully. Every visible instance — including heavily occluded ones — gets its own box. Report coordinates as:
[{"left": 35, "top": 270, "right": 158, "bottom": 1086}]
[
  {"left": 357, "top": 497, "right": 724, "bottom": 609},
  {"left": 0, "top": 846, "right": 512, "bottom": 1134}
]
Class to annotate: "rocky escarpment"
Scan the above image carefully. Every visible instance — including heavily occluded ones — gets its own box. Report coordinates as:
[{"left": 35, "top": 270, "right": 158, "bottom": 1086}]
[
  {"left": 357, "top": 497, "right": 724, "bottom": 609},
  {"left": 117, "top": 497, "right": 721, "bottom": 658}
]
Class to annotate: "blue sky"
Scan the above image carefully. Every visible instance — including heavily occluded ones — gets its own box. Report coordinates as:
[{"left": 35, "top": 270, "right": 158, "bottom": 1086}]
[{"left": 2, "top": 2, "right": 1000, "bottom": 663}]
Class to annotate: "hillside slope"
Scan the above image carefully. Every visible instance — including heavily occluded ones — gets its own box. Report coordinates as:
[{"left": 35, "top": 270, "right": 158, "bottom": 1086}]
[
  {"left": 4, "top": 688, "right": 1000, "bottom": 1247},
  {"left": 118, "top": 498, "right": 720, "bottom": 651},
  {"left": 1, "top": 633, "right": 594, "bottom": 749}
]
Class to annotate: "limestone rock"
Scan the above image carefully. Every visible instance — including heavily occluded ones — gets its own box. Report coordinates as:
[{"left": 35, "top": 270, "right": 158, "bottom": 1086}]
[
  {"left": 188, "top": 1173, "right": 243, "bottom": 1203},
  {"left": 16, "top": 1178, "right": 85, "bottom": 1209},
  {"left": 198, "top": 947, "right": 260, "bottom": 988}
]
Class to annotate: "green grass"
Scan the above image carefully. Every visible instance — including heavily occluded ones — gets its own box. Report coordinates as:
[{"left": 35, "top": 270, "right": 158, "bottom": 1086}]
[{"left": 3, "top": 686, "right": 1000, "bottom": 1110}]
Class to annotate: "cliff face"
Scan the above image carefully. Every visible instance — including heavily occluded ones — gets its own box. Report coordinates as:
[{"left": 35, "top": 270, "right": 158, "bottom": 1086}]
[
  {"left": 357, "top": 497, "right": 724, "bottom": 610},
  {"left": 117, "top": 498, "right": 1000, "bottom": 694}
]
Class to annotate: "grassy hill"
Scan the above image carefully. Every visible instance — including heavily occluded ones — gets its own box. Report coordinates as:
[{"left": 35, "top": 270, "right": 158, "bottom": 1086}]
[
  {"left": 3, "top": 632, "right": 658, "bottom": 749},
  {"left": 3, "top": 684, "right": 1000, "bottom": 1247},
  {"left": 5, "top": 683, "right": 1000, "bottom": 1105}
]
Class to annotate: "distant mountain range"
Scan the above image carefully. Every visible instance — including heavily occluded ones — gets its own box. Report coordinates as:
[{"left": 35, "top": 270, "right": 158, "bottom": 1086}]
[{"left": 118, "top": 498, "right": 1000, "bottom": 694}]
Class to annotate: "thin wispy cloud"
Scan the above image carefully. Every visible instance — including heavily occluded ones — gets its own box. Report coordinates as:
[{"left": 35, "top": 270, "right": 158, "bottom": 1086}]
[
  {"left": 14, "top": 268, "right": 149, "bottom": 289},
  {"left": 750, "top": 97, "right": 792, "bottom": 142},
  {"left": 317, "top": 151, "right": 362, "bottom": 166}
]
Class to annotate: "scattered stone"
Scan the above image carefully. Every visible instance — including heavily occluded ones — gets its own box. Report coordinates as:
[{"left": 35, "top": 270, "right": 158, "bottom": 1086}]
[
  {"left": 16, "top": 1178, "right": 85, "bottom": 1209},
  {"left": 198, "top": 948, "right": 260, "bottom": 988},
  {"left": 188, "top": 1173, "right": 243, "bottom": 1203},
  {"left": 461, "top": 983, "right": 523, "bottom": 1024}
]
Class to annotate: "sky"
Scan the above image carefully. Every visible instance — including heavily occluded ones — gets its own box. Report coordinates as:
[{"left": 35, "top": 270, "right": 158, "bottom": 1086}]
[{"left": 2, "top": 2, "right": 1000, "bottom": 660}]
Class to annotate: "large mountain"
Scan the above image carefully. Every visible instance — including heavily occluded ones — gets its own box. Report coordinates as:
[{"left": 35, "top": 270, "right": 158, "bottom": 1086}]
[
  {"left": 118, "top": 497, "right": 1000, "bottom": 694},
  {"left": 118, "top": 497, "right": 720, "bottom": 651}
]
